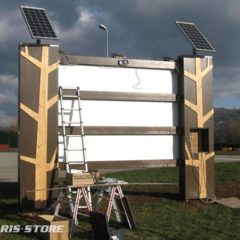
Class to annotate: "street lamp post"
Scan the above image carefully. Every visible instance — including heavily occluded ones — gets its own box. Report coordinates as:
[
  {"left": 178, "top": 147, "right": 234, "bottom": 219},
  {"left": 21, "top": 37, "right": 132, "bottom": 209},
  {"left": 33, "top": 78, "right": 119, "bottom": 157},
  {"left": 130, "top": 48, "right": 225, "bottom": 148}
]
[{"left": 98, "top": 24, "right": 109, "bottom": 58}]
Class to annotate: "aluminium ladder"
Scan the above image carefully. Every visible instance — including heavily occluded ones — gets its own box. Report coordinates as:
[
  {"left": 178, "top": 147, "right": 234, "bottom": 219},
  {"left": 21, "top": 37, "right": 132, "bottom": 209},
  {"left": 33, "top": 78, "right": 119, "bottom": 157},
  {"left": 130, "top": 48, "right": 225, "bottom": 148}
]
[
  {"left": 70, "top": 183, "right": 136, "bottom": 239},
  {"left": 59, "top": 86, "right": 89, "bottom": 173},
  {"left": 57, "top": 87, "right": 91, "bottom": 218}
]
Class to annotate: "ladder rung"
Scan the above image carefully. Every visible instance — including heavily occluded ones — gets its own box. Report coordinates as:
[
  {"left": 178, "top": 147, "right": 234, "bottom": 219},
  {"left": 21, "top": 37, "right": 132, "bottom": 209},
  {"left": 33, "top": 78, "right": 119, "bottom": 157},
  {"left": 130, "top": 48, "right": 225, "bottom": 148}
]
[
  {"left": 62, "top": 121, "right": 83, "bottom": 124},
  {"left": 67, "top": 162, "right": 85, "bottom": 165},
  {"left": 60, "top": 87, "right": 78, "bottom": 90},
  {"left": 58, "top": 134, "right": 83, "bottom": 137},
  {"left": 65, "top": 148, "right": 84, "bottom": 151},
  {"left": 61, "top": 108, "right": 80, "bottom": 111},
  {"left": 62, "top": 96, "right": 78, "bottom": 100},
  {"left": 78, "top": 206, "right": 88, "bottom": 209},
  {"left": 65, "top": 135, "right": 82, "bottom": 137}
]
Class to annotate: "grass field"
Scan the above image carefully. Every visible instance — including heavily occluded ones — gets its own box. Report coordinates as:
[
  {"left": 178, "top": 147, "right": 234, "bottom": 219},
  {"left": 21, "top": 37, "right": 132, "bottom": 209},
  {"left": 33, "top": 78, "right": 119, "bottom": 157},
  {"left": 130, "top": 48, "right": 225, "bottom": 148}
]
[{"left": 0, "top": 163, "right": 240, "bottom": 239}]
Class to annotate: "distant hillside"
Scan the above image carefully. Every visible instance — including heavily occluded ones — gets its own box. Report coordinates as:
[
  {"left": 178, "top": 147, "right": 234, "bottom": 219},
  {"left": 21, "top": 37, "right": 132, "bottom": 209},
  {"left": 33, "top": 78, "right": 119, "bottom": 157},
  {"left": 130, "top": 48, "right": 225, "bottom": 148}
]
[{"left": 214, "top": 108, "right": 240, "bottom": 145}]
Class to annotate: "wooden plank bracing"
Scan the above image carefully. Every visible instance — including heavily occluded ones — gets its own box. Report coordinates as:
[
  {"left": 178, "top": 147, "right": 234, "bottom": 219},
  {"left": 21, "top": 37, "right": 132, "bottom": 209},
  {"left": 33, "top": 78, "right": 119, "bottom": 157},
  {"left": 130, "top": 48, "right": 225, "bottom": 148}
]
[
  {"left": 179, "top": 56, "right": 215, "bottom": 199},
  {"left": 19, "top": 44, "right": 59, "bottom": 209}
]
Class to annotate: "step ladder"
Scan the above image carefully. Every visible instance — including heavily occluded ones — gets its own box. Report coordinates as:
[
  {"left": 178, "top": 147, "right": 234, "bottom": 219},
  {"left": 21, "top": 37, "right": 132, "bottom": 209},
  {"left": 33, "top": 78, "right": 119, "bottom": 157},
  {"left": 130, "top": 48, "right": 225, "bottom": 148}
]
[
  {"left": 70, "top": 184, "right": 136, "bottom": 239},
  {"left": 70, "top": 187, "right": 93, "bottom": 238},
  {"left": 59, "top": 86, "right": 88, "bottom": 173},
  {"left": 97, "top": 185, "right": 136, "bottom": 229}
]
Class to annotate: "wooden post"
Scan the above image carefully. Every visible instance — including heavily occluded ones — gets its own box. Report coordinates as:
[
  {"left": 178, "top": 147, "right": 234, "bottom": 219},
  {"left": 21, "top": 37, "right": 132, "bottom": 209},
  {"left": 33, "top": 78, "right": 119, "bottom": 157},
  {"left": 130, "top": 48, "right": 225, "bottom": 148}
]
[
  {"left": 179, "top": 56, "right": 215, "bottom": 199},
  {"left": 19, "top": 44, "right": 59, "bottom": 208}
]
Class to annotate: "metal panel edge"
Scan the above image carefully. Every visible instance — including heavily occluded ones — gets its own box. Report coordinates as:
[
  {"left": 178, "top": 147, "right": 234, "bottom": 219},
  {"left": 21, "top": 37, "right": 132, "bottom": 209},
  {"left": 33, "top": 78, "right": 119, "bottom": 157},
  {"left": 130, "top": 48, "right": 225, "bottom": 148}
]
[{"left": 59, "top": 54, "right": 176, "bottom": 70}]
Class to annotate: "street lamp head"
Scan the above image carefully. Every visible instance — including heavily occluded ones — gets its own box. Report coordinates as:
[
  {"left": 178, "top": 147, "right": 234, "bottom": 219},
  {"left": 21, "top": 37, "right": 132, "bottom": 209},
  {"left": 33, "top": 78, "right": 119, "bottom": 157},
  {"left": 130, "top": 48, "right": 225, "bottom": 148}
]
[
  {"left": 99, "top": 24, "right": 108, "bottom": 31},
  {"left": 98, "top": 24, "right": 109, "bottom": 57}
]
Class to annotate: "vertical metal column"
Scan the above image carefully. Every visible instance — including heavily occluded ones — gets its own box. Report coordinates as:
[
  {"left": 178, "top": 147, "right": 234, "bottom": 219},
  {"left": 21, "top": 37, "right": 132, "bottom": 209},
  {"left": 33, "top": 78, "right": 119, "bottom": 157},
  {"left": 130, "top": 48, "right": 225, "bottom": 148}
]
[
  {"left": 19, "top": 44, "right": 59, "bottom": 209},
  {"left": 178, "top": 56, "right": 215, "bottom": 200}
]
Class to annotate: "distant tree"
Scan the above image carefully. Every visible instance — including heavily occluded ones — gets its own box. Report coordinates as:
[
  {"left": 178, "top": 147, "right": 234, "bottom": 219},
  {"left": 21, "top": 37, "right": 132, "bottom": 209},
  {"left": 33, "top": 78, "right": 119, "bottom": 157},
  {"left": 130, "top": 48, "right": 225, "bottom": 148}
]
[
  {"left": 0, "top": 128, "right": 17, "bottom": 147},
  {"left": 214, "top": 108, "right": 240, "bottom": 146},
  {"left": 10, "top": 119, "right": 18, "bottom": 131}
]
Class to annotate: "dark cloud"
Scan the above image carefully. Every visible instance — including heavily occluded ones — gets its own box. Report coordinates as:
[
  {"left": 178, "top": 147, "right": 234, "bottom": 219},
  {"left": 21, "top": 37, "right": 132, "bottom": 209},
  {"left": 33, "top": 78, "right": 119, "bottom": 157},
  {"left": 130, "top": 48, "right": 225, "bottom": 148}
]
[{"left": 0, "top": 0, "right": 239, "bottom": 125}]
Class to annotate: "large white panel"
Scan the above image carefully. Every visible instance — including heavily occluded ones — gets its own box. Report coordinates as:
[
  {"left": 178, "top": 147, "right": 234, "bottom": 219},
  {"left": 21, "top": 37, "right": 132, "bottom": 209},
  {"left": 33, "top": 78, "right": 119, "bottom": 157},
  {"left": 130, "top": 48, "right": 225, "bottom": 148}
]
[
  {"left": 58, "top": 135, "right": 178, "bottom": 162},
  {"left": 58, "top": 64, "right": 179, "bottom": 166},
  {"left": 59, "top": 101, "right": 178, "bottom": 127},
  {"left": 59, "top": 65, "right": 177, "bottom": 94}
]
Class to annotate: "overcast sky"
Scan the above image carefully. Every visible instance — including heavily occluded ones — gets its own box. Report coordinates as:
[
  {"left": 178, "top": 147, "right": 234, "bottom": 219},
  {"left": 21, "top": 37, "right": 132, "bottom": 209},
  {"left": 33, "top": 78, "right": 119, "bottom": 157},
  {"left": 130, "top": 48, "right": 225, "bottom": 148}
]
[{"left": 0, "top": 0, "right": 239, "bottom": 126}]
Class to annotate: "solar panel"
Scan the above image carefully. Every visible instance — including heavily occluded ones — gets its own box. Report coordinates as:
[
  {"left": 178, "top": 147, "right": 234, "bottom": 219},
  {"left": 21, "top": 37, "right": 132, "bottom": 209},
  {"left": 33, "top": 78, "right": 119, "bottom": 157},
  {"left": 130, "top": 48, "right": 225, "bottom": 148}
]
[
  {"left": 176, "top": 21, "right": 215, "bottom": 52},
  {"left": 21, "top": 6, "right": 58, "bottom": 40}
]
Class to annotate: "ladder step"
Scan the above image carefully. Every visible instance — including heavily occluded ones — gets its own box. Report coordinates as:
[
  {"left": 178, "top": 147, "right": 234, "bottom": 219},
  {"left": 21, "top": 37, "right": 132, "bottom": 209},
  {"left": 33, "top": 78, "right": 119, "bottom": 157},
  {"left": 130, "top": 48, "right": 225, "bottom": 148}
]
[
  {"left": 65, "top": 148, "right": 84, "bottom": 151},
  {"left": 60, "top": 87, "right": 79, "bottom": 90},
  {"left": 67, "top": 162, "right": 85, "bottom": 165},
  {"left": 65, "top": 135, "right": 82, "bottom": 137},
  {"left": 61, "top": 108, "right": 80, "bottom": 112},
  {"left": 62, "top": 121, "right": 83, "bottom": 124},
  {"left": 62, "top": 96, "right": 78, "bottom": 100},
  {"left": 78, "top": 206, "right": 88, "bottom": 209}
]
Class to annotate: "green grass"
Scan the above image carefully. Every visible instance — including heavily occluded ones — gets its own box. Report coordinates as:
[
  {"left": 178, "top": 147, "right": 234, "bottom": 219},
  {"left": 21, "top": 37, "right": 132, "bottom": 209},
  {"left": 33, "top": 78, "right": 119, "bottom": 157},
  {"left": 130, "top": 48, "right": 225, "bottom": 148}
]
[
  {"left": 0, "top": 163, "right": 240, "bottom": 239},
  {"left": 104, "top": 167, "right": 179, "bottom": 183},
  {"left": 125, "top": 199, "right": 240, "bottom": 240},
  {"left": 215, "top": 162, "right": 240, "bottom": 183}
]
